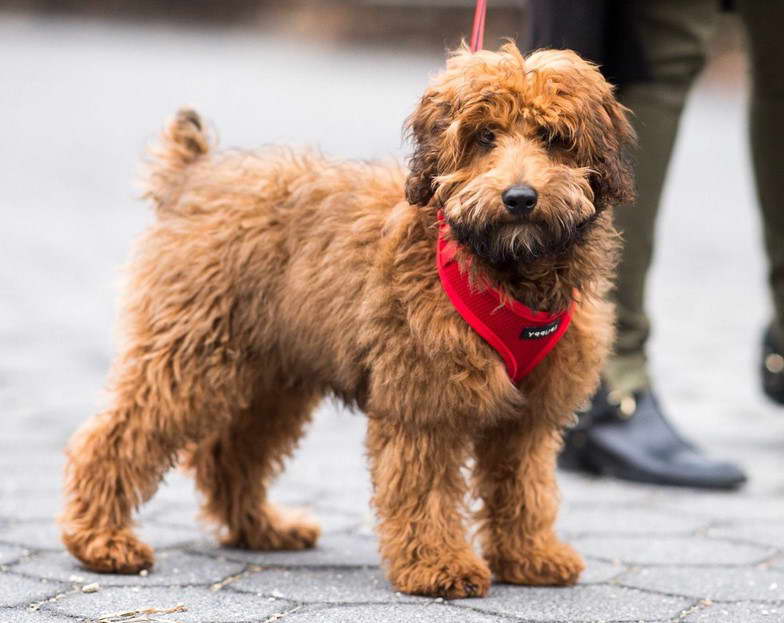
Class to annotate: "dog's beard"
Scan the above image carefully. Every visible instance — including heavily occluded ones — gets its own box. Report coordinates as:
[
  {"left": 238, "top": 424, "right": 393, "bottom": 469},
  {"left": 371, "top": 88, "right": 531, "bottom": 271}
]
[{"left": 449, "top": 211, "right": 600, "bottom": 267}]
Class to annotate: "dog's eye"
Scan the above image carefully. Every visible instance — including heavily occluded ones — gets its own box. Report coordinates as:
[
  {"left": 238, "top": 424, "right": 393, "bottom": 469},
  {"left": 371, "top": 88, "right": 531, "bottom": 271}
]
[
  {"left": 549, "top": 134, "right": 572, "bottom": 150},
  {"left": 537, "top": 127, "right": 571, "bottom": 150},
  {"left": 477, "top": 128, "right": 496, "bottom": 148}
]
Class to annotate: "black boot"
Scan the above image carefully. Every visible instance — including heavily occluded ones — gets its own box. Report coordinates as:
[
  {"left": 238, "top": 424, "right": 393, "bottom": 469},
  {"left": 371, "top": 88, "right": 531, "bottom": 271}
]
[
  {"left": 762, "top": 325, "right": 784, "bottom": 405},
  {"left": 560, "top": 384, "right": 747, "bottom": 489}
]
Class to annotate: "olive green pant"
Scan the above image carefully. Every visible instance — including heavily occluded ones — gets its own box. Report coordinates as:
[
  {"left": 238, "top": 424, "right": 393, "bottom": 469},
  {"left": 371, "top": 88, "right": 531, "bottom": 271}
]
[{"left": 606, "top": 0, "right": 784, "bottom": 394}]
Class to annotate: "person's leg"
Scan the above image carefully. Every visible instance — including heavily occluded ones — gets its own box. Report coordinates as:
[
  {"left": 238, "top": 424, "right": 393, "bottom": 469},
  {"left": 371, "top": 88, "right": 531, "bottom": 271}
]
[
  {"left": 736, "top": 0, "right": 784, "bottom": 403},
  {"left": 606, "top": 0, "right": 721, "bottom": 394},
  {"left": 526, "top": 0, "right": 609, "bottom": 63}
]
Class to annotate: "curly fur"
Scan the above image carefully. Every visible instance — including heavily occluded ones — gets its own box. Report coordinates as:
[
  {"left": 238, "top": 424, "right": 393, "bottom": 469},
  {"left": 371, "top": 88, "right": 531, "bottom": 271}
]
[{"left": 61, "top": 43, "right": 634, "bottom": 598}]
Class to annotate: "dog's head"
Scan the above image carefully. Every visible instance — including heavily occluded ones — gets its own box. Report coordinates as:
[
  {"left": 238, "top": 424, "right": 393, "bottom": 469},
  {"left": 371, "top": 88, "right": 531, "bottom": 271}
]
[{"left": 405, "top": 43, "right": 634, "bottom": 267}]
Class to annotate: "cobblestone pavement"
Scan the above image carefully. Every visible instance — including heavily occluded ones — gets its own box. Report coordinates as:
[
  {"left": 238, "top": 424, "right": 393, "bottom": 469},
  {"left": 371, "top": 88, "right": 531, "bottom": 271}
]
[{"left": 2, "top": 11, "right": 783, "bottom": 623}]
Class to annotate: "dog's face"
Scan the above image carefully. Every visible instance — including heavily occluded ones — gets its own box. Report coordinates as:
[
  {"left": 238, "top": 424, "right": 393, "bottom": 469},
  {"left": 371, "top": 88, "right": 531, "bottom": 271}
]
[{"left": 405, "top": 44, "right": 635, "bottom": 267}]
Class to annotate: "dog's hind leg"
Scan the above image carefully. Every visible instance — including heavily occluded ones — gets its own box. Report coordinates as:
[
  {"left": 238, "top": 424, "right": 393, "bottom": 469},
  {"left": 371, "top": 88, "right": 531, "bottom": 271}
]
[
  {"left": 61, "top": 262, "right": 261, "bottom": 573},
  {"left": 473, "top": 421, "right": 585, "bottom": 586},
  {"left": 60, "top": 348, "right": 256, "bottom": 574},
  {"left": 187, "top": 387, "right": 321, "bottom": 550},
  {"left": 367, "top": 418, "right": 491, "bottom": 599},
  {"left": 60, "top": 401, "right": 163, "bottom": 574}
]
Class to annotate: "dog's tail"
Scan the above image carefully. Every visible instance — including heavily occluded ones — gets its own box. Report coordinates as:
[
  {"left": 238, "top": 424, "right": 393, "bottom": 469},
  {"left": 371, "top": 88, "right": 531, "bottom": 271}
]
[{"left": 142, "top": 107, "right": 210, "bottom": 211}]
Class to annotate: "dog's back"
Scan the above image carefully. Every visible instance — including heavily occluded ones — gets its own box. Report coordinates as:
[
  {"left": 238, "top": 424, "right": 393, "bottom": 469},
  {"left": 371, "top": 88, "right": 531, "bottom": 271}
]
[
  {"left": 144, "top": 108, "right": 399, "bottom": 217},
  {"left": 136, "top": 109, "right": 409, "bottom": 394}
]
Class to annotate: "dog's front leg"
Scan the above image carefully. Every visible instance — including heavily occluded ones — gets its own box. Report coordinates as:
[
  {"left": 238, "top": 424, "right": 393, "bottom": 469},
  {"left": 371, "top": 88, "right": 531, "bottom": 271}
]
[
  {"left": 473, "top": 420, "right": 584, "bottom": 585},
  {"left": 366, "top": 417, "right": 491, "bottom": 599}
]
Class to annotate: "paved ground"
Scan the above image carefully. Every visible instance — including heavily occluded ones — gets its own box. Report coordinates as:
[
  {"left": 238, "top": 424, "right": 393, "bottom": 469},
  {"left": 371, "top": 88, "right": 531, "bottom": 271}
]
[{"left": 1, "top": 11, "right": 783, "bottom": 623}]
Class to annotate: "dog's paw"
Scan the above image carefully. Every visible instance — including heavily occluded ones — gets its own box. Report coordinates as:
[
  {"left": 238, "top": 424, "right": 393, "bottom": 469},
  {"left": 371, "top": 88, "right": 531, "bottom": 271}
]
[
  {"left": 63, "top": 529, "right": 155, "bottom": 574},
  {"left": 390, "top": 553, "right": 491, "bottom": 599},
  {"left": 490, "top": 539, "right": 585, "bottom": 586},
  {"left": 222, "top": 509, "right": 320, "bottom": 551}
]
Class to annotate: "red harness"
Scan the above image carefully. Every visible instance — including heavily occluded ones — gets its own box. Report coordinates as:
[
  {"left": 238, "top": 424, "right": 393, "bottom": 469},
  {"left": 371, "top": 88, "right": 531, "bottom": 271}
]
[{"left": 436, "top": 214, "right": 574, "bottom": 383}]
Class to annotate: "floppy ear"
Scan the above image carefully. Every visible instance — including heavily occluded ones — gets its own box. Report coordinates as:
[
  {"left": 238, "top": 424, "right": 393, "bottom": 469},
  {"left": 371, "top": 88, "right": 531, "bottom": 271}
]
[
  {"left": 404, "top": 94, "right": 446, "bottom": 207},
  {"left": 591, "top": 96, "right": 636, "bottom": 211}
]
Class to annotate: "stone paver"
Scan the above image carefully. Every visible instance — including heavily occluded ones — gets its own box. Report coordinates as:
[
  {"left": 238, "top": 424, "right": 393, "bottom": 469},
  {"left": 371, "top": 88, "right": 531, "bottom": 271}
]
[
  {"left": 0, "top": 543, "right": 26, "bottom": 566},
  {"left": 454, "top": 585, "right": 693, "bottom": 622},
  {"left": 2, "top": 10, "right": 784, "bottom": 623},
  {"left": 620, "top": 566, "right": 784, "bottom": 602},
  {"left": 0, "top": 576, "right": 67, "bottom": 608},
  {"left": 707, "top": 521, "right": 784, "bottom": 549},
  {"left": 572, "top": 535, "right": 775, "bottom": 566},
  {"left": 556, "top": 473, "right": 657, "bottom": 507},
  {"left": 649, "top": 491, "right": 784, "bottom": 522},
  {"left": 191, "top": 533, "right": 382, "bottom": 569},
  {"left": 231, "top": 567, "right": 419, "bottom": 604},
  {"left": 684, "top": 602, "right": 783, "bottom": 622},
  {"left": 15, "top": 550, "right": 245, "bottom": 587},
  {"left": 285, "top": 603, "right": 507, "bottom": 623},
  {"left": 573, "top": 558, "right": 627, "bottom": 584},
  {"left": 0, "top": 610, "right": 73, "bottom": 623},
  {"left": 557, "top": 504, "right": 712, "bottom": 536},
  {"left": 46, "top": 586, "right": 292, "bottom": 622},
  {"left": 0, "top": 495, "right": 63, "bottom": 523},
  {"left": 0, "top": 518, "right": 203, "bottom": 552}
]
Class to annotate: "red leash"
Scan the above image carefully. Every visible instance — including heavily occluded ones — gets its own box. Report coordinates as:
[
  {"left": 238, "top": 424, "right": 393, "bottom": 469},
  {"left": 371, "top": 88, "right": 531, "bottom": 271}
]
[{"left": 469, "top": 0, "right": 487, "bottom": 52}]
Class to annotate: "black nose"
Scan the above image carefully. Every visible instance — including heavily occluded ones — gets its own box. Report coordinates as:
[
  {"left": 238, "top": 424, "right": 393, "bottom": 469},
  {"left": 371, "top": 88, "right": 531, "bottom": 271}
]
[{"left": 502, "top": 185, "right": 538, "bottom": 215}]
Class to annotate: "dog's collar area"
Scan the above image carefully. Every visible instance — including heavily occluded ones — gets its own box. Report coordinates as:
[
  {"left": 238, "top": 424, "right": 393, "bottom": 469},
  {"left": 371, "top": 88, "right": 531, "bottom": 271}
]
[{"left": 436, "top": 211, "right": 573, "bottom": 382}]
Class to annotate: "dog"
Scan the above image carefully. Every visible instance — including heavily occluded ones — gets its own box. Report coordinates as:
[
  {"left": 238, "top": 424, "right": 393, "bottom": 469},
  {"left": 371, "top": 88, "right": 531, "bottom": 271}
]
[{"left": 61, "top": 42, "right": 633, "bottom": 599}]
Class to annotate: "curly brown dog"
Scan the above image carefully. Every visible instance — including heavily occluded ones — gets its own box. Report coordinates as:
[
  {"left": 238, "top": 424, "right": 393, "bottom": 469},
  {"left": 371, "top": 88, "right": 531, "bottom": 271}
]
[{"left": 61, "top": 42, "right": 633, "bottom": 598}]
